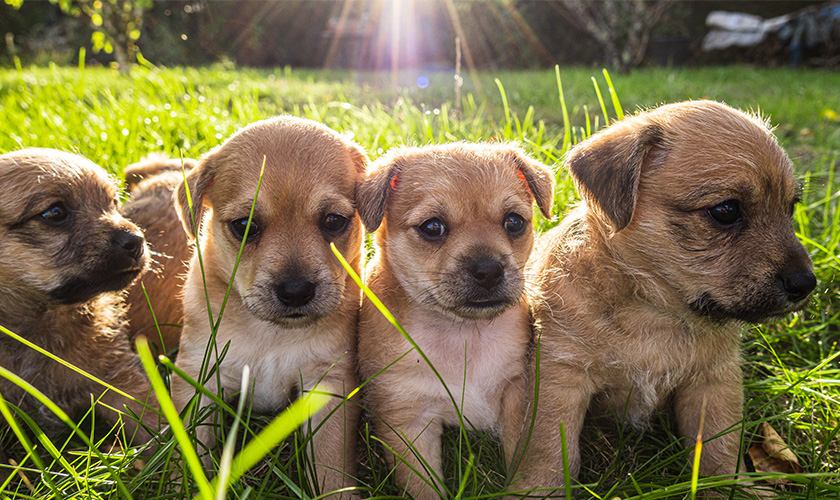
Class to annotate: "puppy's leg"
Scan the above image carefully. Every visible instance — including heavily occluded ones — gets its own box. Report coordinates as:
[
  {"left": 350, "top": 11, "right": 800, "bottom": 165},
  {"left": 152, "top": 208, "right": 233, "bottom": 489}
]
[
  {"left": 301, "top": 367, "right": 360, "bottom": 499},
  {"left": 171, "top": 369, "right": 222, "bottom": 470},
  {"left": 377, "top": 406, "right": 444, "bottom": 500},
  {"left": 499, "top": 374, "right": 527, "bottom": 467},
  {"left": 514, "top": 366, "right": 592, "bottom": 499},
  {"left": 97, "top": 372, "right": 157, "bottom": 445},
  {"left": 674, "top": 364, "right": 750, "bottom": 496}
]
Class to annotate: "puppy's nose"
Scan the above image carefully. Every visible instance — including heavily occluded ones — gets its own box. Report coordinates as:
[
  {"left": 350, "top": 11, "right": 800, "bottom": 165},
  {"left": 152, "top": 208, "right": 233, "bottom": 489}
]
[
  {"left": 112, "top": 229, "right": 145, "bottom": 261},
  {"left": 276, "top": 280, "right": 316, "bottom": 307},
  {"left": 781, "top": 269, "right": 816, "bottom": 302},
  {"left": 469, "top": 259, "right": 504, "bottom": 290}
]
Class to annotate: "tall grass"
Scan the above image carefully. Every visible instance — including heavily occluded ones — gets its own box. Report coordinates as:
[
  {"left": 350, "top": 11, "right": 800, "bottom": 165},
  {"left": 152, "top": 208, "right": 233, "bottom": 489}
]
[{"left": 0, "top": 64, "right": 837, "bottom": 498}]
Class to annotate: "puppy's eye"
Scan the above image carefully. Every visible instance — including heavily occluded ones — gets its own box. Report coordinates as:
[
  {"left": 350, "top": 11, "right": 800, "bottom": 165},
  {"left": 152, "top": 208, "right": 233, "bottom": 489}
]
[
  {"left": 322, "top": 214, "right": 349, "bottom": 236},
  {"left": 417, "top": 218, "right": 447, "bottom": 240},
  {"left": 229, "top": 218, "right": 260, "bottom": 241},
  {"left": 504, "top": 213, "right": 527, "bottom": 235},
  {"left": 40, "top": 203, "right": 69, "bottom": 225},
  {"left": 708, "top": 200, "right": 741, "bottom": 225}
]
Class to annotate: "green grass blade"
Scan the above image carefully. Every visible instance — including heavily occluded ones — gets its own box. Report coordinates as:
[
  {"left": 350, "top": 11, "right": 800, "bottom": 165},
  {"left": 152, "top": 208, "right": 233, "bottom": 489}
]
[
  {"left": 211, "top": 388, "right": 329, "bottom": 493},
  {"left": 555, "top": 65, "right": 571, "bottom": 153},
  {"left": 602, "top": 69, "right": 624, "bottom": 120},
  {"left": 214, "top": 365, "right": 251, "bottom": 500},
  {"left": 136, "top": 337, "right": 214, "bottom": 500},
  {"left": 0, "top": 325, "right": 157, "bottom": 415},
  {"left": 591, "top": 76, "right": 609, "bottom": 127}
]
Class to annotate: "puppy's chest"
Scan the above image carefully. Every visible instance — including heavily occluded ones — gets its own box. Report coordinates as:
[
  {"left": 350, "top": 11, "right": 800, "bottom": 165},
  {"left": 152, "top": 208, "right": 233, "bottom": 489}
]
[
  {"left": 594, "top": 317, "right": 737, "bottom": 423},
  {"left": 397, "top": 308, "right": 529, "bottom": 427},
  {"left": 210, "top": 319, "right": 345, "bottom": 412}
]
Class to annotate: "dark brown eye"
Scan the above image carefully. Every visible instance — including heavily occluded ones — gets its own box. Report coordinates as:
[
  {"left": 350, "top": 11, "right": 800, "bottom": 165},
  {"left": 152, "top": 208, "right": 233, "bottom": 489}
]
[
  {"left": 504, "top": 213, "right": 526, "bottom": 235},
  {"left": 708, "top": 200, "right": 741, "bottom": 226},
  {"left": 322, "top": 214, "right": 349, "bottom": 235},
  {"left": 40, "top": 203, "right": 69, "bottom": 225},
  {"left": 417, "top": 218, "right": 446, "bottom": 240},
  {"left": 229, "top": 217, "right": 260, "bottom": 241}
]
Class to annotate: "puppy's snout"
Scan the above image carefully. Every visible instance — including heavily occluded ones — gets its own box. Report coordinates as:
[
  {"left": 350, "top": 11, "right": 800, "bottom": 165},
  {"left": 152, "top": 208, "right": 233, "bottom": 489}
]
[
  {"left": 781, "top": 269, "right": 816, "bottom": 302},
  {"left": 112, "top": 229, "right": 145, "bottom": 261},
  {"left": 469, "top": 258, "right": 504, "bottom": 291},
  {"left": 275, "top": 280, "right": 317, "bottom": 307}
]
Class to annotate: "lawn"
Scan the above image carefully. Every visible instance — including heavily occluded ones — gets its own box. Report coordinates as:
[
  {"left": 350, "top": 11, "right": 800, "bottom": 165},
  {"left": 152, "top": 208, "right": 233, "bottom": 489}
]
[{"left": 0, "top": 64, "right": 838, "bottom": 499}]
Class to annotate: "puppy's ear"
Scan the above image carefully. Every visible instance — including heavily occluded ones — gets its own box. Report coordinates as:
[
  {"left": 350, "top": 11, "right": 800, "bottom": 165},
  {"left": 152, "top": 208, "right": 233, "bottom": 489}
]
[
  {"left": 511, "top": 150, "right": 555, "bottom": 218},
  {"left": 347, "top": 143, "right": 369, "bottom": 176},
  {"left": 567, "top": 123, "right": 663, "bottom": 233},
  {"left": 356, "top": 157, "right": 401, "bottom": 233},
  {"left": 176, "top": 155, "right": 216, "bottom": 239}
]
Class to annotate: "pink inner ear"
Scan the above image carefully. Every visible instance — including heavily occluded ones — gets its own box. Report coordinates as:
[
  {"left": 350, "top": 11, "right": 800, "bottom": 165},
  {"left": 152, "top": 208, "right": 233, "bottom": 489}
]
[
  {"left": 516, "top": 168, "right": 533, "bottom": 199},
  {"left": 390, "top": 172, "right": 399, "bottom": 190}
]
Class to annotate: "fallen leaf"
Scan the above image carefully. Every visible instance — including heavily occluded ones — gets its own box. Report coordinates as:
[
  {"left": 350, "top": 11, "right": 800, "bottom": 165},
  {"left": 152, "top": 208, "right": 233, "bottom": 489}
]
[{"left": 747, "top": 422, "right": 803, "bottom": 485}]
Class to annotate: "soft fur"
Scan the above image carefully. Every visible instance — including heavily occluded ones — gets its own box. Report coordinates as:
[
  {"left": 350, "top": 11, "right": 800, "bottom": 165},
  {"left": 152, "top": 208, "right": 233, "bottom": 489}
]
[
  {"left": 123, "top": 154, "right": 196, "bottom": 353},
  {"left": 356, "top": 142, "right": 554, "bottom": 500},
  {"left": 0, "top": 148, "right": 157, "bottom": 443},
  {"left": 169, "top": 117, "right": 367, "bottom": 497},
  {"left": 515, "top": 101, "right": 816, "bottom": 498}
]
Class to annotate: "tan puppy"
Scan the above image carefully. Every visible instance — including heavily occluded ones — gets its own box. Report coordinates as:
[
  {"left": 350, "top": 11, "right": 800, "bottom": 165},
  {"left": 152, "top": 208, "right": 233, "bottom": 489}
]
[
  {"left": 123, "top": 154, "right": 197, "bottom": 354},
  {"left": 0, "top": 148, "right": 157, "bottom": 443},
  {"left": 170, "top": 117, "right": 367, "bottom": 496},
  {"left": 356, "top": 143, "right": 554, "bottom": 500},
  {"left": 516, "top": 101, "right": 816, "bottom": 497}
]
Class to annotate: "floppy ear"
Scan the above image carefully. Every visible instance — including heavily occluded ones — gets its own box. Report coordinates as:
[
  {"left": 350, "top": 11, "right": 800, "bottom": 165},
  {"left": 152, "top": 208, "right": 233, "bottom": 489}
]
[
  {"left": 355, "top": 156, "right": 401, "bottom": 233},
  {"left": 347, "top": 142, "right": 370, "bottom": 177},
  {"left": 175, "top": 155, "right": 216, "bottom": 239},
  {"left": 567, "top": 123, "right": 663, "bottom": 233},
  {"left": 511, "top": 149, "right": 555, "bottom": 218}
]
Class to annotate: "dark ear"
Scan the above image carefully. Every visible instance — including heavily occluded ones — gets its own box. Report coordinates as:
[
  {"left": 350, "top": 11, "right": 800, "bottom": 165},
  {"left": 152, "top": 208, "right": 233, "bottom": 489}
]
[
  {"left": 355, "top": 157, "right": 401, "bottom": 233},
  {"left": 176, "top": 154, "right": 216, "bottom": 239},
  {"left": 347, "top": 142, "right": 369, "bottom": 176},
  {"left": 567, "top": 123, "right": 663, "bottom": 233},
  {"left": 511, "top": 150, "right": 555, "bottom": 218}
]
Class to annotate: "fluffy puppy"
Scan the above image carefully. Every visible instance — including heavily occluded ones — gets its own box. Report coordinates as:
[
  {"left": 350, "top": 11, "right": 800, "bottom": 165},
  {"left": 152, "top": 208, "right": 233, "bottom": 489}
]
[
  {"left": 516, "top": 100, "right": 816, "bottom": 497},
  {"left": 122, "top": 154, "right": 197, "bottom": 353},
  {"left": 356, "top": 143, "right": 554, "bottom": 500},
  {"left": 170, "top": 117, "right": 367, "bottom": 496},
  {"left": 0, "top": 148, "right": 157, "bottom": 443}
]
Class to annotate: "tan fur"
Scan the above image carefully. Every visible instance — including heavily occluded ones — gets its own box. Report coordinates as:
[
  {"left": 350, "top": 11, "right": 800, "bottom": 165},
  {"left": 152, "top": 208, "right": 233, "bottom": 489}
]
[
  {"left": 356, "top": 142, "right": 554, "bottom": 500},
  {"left": 516, "top": 101, "right": 816, "bottom": 498},
  {"left": 122, "top": 154, "right": 197, "bottom": 354},
  {"left": 169, "top": 117, "right": 367, "bottom": 497},
  {"left": 0, "top": 148, "right": 158, "bottom": 444}
]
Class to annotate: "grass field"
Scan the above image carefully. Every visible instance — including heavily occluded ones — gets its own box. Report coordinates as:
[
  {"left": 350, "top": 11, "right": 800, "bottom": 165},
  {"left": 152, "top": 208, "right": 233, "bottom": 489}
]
[{"left": 0, "top": 64, "right": 838, "bottom": 499}]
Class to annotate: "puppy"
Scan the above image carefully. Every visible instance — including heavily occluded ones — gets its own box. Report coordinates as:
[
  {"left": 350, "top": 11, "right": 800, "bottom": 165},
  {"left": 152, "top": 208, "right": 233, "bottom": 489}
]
[
  {"left": 170, "top": 117, "right": 367, "bottom": 496},
  {"left": 0, "top": 148, "right": 157, "bottom": 443},
  {"left": 123, "top": 154, "right": 197, "bottom": 353},
  {"left": 516, "top": 100, "right": 816, "bottom": 497},
  {"left": 356, "top": 142, "right": 554, "bottom": 500}
]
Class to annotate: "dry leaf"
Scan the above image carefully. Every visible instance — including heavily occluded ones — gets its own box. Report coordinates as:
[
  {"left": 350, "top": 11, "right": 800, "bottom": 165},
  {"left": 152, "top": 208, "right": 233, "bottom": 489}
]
[{"left": 747, "top": 422, "right": 803, "bottom": 485}]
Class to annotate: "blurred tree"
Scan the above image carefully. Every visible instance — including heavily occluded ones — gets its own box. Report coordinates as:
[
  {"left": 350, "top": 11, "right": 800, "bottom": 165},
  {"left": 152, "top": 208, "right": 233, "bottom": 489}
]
[
  {"left": 75, "top": 0, "right": 152, "bottom": 70},
  {"left": 553, "top": 0, "right": 674, "bottom": 70},
  {"left": 5, "top": 0, "right": 151, "bottom": 71}
]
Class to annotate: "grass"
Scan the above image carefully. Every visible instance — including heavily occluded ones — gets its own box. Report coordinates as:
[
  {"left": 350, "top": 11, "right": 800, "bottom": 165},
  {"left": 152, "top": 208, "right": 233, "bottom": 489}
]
[{"left": 0, "top": 63, "right": 838, "bottom": 499}]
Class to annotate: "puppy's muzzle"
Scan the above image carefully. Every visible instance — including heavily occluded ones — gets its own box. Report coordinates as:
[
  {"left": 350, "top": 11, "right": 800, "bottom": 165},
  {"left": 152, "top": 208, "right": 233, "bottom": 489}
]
[
  {"left": 469, "top": 258, "right": 504, "bottom": 291},
  {"left": 112, "top": 228, "right": 145, "bottom": 264},
  {"left": 780, "top": 268, "right": 816, "bottom": 303},
  {"left": 275, "top": 279, "right": 317, "bottom": 308}
]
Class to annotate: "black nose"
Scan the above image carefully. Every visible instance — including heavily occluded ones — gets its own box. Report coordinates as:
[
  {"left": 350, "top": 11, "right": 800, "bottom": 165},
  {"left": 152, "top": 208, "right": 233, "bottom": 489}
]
[
  {"left": 276, "top": 280, "right": 316, "bottom": 307},
  {"left": 781, "top": 269, "right": 816, "bottom": 302},
  {"left": 469, "top": 259, "right": 504, "bottom": 290},
  {"left": 112, "top": 229, "right": 145, "bottom": 261}
]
